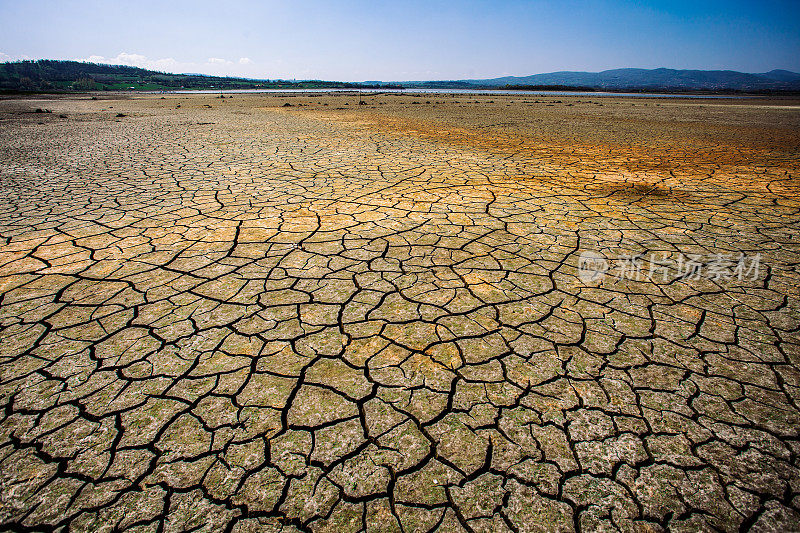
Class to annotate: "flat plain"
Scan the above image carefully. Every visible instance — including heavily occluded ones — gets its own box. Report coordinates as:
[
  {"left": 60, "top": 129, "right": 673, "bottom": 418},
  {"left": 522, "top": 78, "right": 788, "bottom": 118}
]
[{"left": 1, "top": 92, "right": 800, "bottom": 532}]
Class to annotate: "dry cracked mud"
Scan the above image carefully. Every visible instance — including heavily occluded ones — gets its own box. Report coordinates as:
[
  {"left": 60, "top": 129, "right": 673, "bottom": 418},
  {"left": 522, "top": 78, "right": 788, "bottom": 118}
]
[{"left": 1, "top": 92, "right": 800, "bottom": 532}]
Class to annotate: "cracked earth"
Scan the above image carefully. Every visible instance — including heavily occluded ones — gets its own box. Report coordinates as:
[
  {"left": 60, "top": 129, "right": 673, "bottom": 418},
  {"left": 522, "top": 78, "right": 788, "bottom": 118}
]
[{"left": 1, "top": 93, "right": 799, "bottom": 532}]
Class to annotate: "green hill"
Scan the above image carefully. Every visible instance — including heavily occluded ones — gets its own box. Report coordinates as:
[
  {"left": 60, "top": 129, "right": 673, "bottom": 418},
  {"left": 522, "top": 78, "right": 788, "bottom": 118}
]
[{"left": 0, "top": 60, "right": 381, "bottom": 92}]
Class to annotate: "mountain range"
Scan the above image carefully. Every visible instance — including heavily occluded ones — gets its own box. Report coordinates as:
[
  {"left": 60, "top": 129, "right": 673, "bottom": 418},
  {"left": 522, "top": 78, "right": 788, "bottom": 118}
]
[
  {"left": 1, "top": 60, "right": 799, "bottom": 92},
  {"left": 458, "top": 68, "right": 800, "bottom": 91}
]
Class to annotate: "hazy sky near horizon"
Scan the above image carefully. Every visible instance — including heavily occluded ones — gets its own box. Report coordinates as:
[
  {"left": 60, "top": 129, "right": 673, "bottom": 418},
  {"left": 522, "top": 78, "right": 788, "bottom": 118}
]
[{"left": 1, "top": 0, "right": 798, "bottom": 81}]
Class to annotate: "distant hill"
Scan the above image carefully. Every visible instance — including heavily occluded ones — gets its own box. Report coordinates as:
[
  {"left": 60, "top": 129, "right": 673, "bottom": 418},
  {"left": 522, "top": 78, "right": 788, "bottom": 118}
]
[
  {"left": 0, "top": 60, "right": 389, "bottom": 92},
  {"left": 457, "top": 68, "right": 800, "bottom": 91},
  {"left": 2, "top": 60, "right": 798, "bottom": 93}
]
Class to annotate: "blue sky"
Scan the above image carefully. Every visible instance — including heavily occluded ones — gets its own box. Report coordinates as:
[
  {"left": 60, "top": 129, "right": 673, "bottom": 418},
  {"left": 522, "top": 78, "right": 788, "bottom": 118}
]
[{"left": 1, "top": 0, "right": 798, "bottom": 80}]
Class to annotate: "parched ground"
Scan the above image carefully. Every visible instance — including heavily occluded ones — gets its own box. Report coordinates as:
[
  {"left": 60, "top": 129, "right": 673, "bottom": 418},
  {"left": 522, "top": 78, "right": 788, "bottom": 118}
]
[{"left": 1, "top": 92, "right": 800, "bottom": 532}]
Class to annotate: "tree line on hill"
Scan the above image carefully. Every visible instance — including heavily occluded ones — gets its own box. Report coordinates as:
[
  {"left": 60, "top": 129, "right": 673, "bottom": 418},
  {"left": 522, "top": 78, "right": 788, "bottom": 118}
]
[{"left": 0, "top": 60, "right": 394, "bottom": 92}]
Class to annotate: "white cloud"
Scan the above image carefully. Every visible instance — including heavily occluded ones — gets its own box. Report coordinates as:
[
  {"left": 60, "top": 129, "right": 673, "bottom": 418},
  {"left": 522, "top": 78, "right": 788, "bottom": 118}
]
[
  {"left": 76, "top": 52, "right": 268, "bottom": 78},
  {"left": 0, "top": 52, "right": 33, "bottom": 62},
  {"left": 83, "top": 52, "right": 179, "bottom": 72}
]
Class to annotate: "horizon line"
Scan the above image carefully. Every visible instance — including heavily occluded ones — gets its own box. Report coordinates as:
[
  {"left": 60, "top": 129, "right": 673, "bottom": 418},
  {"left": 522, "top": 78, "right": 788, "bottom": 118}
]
[{"left": 2, "top": 58, "right": 799, "bottom": 84}]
